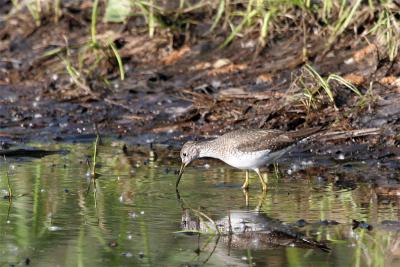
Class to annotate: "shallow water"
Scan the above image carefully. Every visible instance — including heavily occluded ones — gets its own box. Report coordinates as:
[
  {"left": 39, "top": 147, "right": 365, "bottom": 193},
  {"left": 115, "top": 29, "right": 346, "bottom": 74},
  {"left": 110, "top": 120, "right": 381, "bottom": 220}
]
[{"left": 0, "top": 142, "right": 399, "bottom": 267}]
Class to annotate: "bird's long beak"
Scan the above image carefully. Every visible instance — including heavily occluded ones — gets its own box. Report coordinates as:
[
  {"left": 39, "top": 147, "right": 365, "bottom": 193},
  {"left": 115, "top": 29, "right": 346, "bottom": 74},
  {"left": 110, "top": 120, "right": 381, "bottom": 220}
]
[{"left": 176, "top": 162, "right": 187, "bottom": 188}]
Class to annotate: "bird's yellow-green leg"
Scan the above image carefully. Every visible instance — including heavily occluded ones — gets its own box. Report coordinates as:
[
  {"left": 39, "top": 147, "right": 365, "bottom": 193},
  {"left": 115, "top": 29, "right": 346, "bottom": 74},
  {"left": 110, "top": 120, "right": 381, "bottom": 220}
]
[
  {"left": 242, "top": 189, "right": 249, "bottom": 207},
  {"left": 255, "top": 168, "right": 267, "bottom": 192},
  {"left": 242, "top": 170, "right": 250, "bottom": 190},
  {"left": 255, "top": 191, "right": 267, "bottom": 212}
]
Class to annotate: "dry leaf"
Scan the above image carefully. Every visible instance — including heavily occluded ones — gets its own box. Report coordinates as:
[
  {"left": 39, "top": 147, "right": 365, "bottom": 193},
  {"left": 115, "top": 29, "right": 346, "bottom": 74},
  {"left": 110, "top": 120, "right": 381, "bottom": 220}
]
[
  {"left": 379, "top": 76, "right": 398, "bottom": 86},
  {"left": 189, "top": 62, "right": 212, "bottom": 71},
  {"left": 256, "top": 74, "right": 273, "bottom": 84},
  {"left": 343, "top": 73, "right": 365, "bottom": 85},
  {"left": 161, "top": 46, "right": 191, "bottom": 65},
  {"left": 353, "top": 44, "right": 377, "bottom": 62},
  {"left": 208, "top": 64, "right": 247, "bottom": 76}
]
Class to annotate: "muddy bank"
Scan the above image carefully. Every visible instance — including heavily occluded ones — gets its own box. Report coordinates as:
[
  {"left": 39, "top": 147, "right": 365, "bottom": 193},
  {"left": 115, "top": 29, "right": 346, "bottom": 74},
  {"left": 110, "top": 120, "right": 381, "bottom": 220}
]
[{"left": 0, "top": 1, "right": 399, "bottom": 149}]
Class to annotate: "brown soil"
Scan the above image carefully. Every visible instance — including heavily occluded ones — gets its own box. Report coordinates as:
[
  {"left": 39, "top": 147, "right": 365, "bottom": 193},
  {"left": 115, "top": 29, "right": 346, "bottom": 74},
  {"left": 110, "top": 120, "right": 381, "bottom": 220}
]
[{"left": 0, "top": 1, "right": 399, "bottom": 149}]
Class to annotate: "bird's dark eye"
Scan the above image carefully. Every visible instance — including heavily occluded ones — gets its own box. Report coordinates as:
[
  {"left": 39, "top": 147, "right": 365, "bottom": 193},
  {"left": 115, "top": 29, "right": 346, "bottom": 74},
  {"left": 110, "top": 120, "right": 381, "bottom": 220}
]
[{"left": 183, "top": 153, "right": 187, "bottom": 157}]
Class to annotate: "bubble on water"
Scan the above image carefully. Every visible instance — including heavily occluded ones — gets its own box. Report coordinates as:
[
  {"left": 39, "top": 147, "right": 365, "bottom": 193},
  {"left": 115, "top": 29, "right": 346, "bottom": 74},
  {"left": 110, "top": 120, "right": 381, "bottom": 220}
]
[
  {"left": 34, "top": 113, "right": 42, "bottom": 119},
  {"left": 127, "top": 234, "right": 133, "bottom": 240},
  {"left": 140, "top": 211, "right": 145, "bottom": 215},
  {"left": 337, "top": 153, "right": 345, "bottom": 160},
  {"left": 122, "top": 252, "right": 133, "bottom": 258},
  {"left": 48, "top": 226, "right": 62, "bottom": 231},
  {"left": 241, "top": 256, "right": 248, "bottom": 261},
  {"left": 1, "top": 189, "right": 8, "bottom": 195},
  {"left": 204, "top": 164, "right": 210, "bottom": 169},
  {"left": 287, "top": 163, "right": 299, "bottom": 175},
  {"left": 301, "top": 160, "right": 314, "bottom": 166}
]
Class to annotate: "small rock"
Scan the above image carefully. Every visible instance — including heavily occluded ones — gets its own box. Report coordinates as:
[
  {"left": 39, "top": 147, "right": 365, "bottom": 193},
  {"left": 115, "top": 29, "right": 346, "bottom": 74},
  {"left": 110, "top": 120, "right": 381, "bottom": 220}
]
[{"left": 213, "top": 58, "right": 231, "bottom": 69}]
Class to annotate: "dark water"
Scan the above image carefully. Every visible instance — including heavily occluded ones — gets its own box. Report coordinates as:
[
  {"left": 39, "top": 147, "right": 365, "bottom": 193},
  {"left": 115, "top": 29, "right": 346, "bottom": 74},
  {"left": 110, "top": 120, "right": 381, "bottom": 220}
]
[{"left": 0, "top": 142, "right": 399, "bottom": 267}]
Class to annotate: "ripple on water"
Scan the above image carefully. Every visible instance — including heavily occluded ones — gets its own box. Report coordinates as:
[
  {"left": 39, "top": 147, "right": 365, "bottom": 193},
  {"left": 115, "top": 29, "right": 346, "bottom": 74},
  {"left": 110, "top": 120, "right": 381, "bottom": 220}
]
[{"left": 0, "top": 143, "right": 399, "bottom": 267}]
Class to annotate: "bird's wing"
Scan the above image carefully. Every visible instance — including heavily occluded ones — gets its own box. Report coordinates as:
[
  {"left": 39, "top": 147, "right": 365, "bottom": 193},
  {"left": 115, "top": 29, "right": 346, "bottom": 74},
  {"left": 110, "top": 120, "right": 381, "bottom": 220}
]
[
  {"left": 234, "top": 130, "right": 294, "bottom": 153},
  {"left": 235, "top": 128, "right": 321, "bottom": 153}
]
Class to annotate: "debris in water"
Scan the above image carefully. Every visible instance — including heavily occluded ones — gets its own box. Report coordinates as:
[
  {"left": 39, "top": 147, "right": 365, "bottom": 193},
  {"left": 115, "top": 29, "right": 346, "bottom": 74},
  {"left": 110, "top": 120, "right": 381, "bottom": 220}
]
[
  {"left": 108, "top": 240, "right": 118, "bottom": 248},
  {"left": 352, "top": 220, "right": 373, "bottom": 231}
]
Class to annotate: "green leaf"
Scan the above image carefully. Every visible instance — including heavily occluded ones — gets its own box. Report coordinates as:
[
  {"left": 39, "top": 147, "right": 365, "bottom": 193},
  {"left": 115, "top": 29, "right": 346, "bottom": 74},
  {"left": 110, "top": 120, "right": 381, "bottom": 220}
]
[{"left": 105, "top": 0, "right": 131, "bottom": 23}]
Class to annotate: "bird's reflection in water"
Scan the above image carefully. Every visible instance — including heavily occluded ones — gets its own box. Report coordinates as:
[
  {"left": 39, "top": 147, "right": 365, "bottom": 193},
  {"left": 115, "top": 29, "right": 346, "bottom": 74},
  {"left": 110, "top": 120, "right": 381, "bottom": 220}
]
[{"left": 176, "top": 189, "right": 330, "bottom": 265}]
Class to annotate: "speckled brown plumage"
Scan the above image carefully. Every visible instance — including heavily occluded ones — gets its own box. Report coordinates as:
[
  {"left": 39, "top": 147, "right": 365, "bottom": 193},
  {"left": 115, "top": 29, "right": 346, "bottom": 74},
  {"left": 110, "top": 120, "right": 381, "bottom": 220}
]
[
  {"left": 177, "top": 127, "right": 321, "bottom": 191},
  {"left": 230, "top": 128, "right": 321, "bottom": 153}
]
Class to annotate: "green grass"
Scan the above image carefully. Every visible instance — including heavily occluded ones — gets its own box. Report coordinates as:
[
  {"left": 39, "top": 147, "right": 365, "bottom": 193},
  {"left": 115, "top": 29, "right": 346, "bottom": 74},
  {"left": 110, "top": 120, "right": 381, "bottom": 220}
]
[
  {"left": 369, "top": 8, "right": 400, "bottom": 61},
  {"left": 6, "top": 0, "right": 399, "bottom": 90},
  {"left": 295, "top": 64, "right": 362, "bottom": 111},
  {"left": 9, "top": 1, "right": 399, "bottom": 51}
]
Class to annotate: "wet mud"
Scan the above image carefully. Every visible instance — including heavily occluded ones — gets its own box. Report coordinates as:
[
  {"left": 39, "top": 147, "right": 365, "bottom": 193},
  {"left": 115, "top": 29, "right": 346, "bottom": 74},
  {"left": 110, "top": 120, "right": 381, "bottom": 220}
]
[
  {"left": 0, "top": 1, "right": 399, "bottom": 149},
  {"left": 1, "top": 1, "right": 400, "bottom": 266}
]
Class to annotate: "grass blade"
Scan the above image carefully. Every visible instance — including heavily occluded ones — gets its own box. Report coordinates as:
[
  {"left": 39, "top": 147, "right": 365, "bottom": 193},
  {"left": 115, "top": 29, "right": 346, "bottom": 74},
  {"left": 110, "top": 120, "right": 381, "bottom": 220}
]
[{"left": 109, "top": 41, "right": 125, "bottom": 80}]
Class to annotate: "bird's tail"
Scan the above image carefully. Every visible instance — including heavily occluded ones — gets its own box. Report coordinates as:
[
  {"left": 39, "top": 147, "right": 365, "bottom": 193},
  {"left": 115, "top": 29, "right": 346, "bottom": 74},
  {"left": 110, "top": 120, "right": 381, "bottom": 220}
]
[{"left": 289, "top": 127, "right": 324, "bottom": 144}]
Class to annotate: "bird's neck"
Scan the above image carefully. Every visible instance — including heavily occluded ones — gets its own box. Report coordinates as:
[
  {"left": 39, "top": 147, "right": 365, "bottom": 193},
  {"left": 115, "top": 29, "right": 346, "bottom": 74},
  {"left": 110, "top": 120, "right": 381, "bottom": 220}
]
[{"left": 197, "top": 140, "right": 220, "bottom": 159}]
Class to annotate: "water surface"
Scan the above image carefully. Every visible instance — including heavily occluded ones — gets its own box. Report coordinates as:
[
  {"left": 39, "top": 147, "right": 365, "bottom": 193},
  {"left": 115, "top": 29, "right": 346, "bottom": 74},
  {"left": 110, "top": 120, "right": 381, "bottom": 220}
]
[{"left": 0, "top": 142, "right": 399, "bottom": 267}]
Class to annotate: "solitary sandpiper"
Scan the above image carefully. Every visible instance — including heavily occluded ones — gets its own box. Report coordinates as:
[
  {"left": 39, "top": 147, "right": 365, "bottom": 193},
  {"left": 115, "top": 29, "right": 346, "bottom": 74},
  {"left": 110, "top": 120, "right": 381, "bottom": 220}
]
[{"left": 176, "top": 127, "right": 321, "bottom": 191}]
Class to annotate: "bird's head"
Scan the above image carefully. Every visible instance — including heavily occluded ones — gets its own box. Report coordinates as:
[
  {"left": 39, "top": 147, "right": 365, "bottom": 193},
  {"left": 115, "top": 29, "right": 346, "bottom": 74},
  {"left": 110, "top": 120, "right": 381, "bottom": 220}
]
[
  {"left": 180, "top": 141, "right": 200, "bottom": 165},
  {"left": 176, "top": 141, "right": 199, "bottom": 188}
]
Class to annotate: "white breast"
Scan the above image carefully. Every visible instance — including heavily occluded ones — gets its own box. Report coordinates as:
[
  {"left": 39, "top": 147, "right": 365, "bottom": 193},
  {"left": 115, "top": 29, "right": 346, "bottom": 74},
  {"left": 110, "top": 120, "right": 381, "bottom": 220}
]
[{"left": 221, "top": 149, "right": 271, "bottom": 170}]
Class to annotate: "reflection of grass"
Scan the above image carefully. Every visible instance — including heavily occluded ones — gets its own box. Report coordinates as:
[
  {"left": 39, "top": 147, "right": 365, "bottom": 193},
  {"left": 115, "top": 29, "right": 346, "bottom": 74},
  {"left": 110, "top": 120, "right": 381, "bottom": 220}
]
[
  {"left": 0, "top": 144, "right": 399, "bottom": 266},
  {"left": 4, "top": 157, "right": 13, "bottom": 200},
  {"left": 92, "top": 131, "right": 100, "bottom": 178}
]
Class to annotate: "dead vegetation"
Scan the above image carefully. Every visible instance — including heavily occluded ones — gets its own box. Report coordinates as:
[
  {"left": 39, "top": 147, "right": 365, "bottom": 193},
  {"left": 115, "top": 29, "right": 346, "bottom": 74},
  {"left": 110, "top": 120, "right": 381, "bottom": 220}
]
[{"left": 0, "top": 1, "right": 399, "bottom": 144}]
